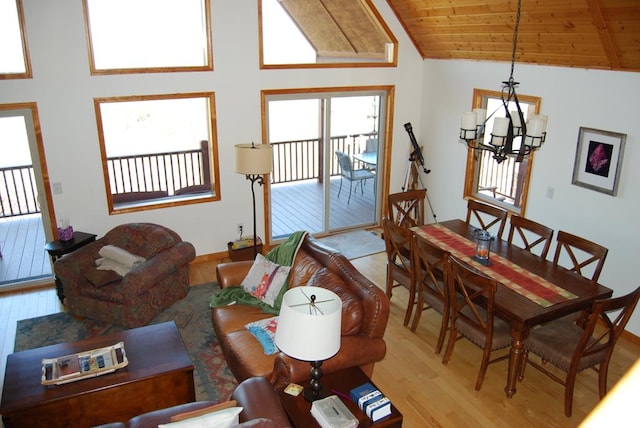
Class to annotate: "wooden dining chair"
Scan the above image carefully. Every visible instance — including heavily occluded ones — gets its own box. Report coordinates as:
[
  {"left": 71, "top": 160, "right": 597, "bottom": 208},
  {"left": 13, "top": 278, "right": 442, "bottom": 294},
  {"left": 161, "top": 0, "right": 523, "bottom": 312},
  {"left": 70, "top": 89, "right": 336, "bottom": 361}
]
[
  {"left": 382, "top": 218, "right": 417, "bottom": 326},
  {"left": 519, "top": 286, "right": 640, "bottom": 417},
  {"left": 507, "top": 215, "right": 554, "bottom": 259},
  {"left": 465, "top": 199, "right": 508, "bottom": 239},
  {"left": 552, "top": 230, "right": 608, "bottom": 283},
  {"left": 388, "top": 189, "right": 426, "bottom": 228},
  {"left": 410, "top": 234, "right": 450, "bottom": 354},
  {"left": 442, "top": 255, "right": 512, "bottom": 390}
]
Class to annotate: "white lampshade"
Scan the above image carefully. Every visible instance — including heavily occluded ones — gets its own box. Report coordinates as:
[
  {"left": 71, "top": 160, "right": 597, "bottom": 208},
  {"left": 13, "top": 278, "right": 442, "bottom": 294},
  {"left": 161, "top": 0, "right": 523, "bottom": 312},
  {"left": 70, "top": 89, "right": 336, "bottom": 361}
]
[
  {"left": 234, "top": 143, "right": 273, "bottom": 175},
  {"left": 275, "top": 286, "right": 342, "bottom": 362}
]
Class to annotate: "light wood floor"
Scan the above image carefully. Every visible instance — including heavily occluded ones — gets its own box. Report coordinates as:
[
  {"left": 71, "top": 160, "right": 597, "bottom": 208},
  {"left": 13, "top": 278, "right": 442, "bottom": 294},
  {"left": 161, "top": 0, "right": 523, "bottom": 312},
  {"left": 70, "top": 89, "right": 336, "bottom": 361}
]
[{"left": 1, "top": 253, "right": 638, "bottom": 427}]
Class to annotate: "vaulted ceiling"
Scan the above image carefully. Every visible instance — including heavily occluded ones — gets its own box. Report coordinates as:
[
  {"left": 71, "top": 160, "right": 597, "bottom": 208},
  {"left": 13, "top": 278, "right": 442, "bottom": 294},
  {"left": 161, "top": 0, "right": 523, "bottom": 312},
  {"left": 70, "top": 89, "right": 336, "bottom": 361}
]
[{"left": 386, "top": 0, "right": 640, "bottom": 72}]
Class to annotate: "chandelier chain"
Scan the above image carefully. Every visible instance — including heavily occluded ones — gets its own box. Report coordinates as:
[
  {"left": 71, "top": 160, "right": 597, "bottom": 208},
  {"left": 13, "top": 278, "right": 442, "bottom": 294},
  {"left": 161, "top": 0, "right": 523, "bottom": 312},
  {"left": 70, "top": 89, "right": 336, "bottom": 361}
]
[{"left": 509, "top": 0, "right": 522, "bottom": 82}]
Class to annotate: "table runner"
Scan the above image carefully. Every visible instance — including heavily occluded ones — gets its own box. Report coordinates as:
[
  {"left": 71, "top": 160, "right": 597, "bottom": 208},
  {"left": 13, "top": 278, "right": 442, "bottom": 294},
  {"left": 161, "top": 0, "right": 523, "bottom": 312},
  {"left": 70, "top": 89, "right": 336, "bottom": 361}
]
[{"left": 413, "top": 224, "right": 577, "bottom": 308}]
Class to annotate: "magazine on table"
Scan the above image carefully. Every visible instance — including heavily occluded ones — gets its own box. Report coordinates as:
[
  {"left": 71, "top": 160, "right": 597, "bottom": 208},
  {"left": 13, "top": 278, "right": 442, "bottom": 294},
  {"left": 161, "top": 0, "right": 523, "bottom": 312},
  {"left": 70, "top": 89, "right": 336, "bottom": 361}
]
[{"left": 41, "top": 341, "right": 128, "bottom": 385}]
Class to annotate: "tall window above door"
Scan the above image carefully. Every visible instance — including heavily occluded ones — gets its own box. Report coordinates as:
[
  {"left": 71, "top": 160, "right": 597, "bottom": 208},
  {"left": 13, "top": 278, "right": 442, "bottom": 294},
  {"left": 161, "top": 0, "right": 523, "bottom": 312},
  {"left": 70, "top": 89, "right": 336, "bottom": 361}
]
[
  {"left": 84, "top": 0, "right": 212, "bottom": 74},
  {"left": 463, "top": 89, "right": 541, "bottom": 215},
  {"left": 0, "top": 0, "right": 32, "bottom": 79},
  {"left": 259, "top": 0, "right": 397, "bottom": 68}
]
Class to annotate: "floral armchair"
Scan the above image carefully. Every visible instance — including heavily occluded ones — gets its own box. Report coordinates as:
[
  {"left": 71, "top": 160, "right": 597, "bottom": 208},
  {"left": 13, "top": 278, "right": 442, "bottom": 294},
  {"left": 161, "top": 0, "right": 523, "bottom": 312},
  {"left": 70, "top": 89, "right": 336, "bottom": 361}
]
[{"left": 54, "top": 223, "right": 196, "bottom": 328}]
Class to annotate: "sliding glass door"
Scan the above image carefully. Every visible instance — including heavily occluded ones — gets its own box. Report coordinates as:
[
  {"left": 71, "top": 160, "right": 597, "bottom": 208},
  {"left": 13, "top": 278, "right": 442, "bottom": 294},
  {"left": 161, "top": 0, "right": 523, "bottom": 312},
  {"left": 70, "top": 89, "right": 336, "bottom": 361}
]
[{"left": 265, "top": 89, "right": 386, "bottom": 240}]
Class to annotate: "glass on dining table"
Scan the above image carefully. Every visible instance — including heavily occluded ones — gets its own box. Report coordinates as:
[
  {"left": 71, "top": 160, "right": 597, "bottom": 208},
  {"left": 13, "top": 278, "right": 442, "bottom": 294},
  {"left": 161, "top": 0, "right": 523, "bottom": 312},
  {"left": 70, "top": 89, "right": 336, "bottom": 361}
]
[{"left": 473, "top": 229, "right": 492, "bottom": 265}]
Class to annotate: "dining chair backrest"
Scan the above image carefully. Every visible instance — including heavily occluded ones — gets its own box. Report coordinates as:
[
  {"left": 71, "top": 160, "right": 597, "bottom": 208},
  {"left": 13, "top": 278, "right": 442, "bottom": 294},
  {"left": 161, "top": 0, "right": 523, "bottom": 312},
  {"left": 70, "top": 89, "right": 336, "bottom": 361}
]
[
  {"left": 442, "top": 255, "right": 511, "bottom": 390},
  {"left": 382, "top": 218, "right": 417, "bottom": 326},
  {"left": 552, "top": 230, "right": 608, "bottom": 283},
  {"left": 465, "top": 199, "right": 508, "bottom": 239},
  {"left": 520, "top": 286, "right": 640, "bottom": 416},
  {"left": 388, "top": 189, "right": 426, "bottom": 228},
  {"left": 411, "top": 234, "right": 450, "bottom": 353},
  {"left": 507, "top": 215, "right": 554, "bottom": 259}
]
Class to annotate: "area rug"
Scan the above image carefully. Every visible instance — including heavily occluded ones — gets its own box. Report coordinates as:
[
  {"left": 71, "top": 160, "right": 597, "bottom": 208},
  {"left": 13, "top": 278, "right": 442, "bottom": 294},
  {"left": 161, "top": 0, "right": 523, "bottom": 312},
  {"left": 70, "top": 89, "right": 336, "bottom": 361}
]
[
  {"left": 318, "top": 229, "right": 385, "bottom": 259},
  {"left": 14, "top": 282, "right": 238, "bottom": 402}
]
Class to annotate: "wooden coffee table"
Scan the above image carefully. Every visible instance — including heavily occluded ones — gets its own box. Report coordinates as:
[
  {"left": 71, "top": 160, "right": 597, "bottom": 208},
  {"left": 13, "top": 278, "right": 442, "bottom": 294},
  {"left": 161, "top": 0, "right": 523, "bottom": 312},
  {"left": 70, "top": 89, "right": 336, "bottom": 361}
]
[
  {"left": 278, "top": 366, "right": 403, "bottom": 427},
  {"left": 1, "top": 321, "right": 195, "bottom": 428}
]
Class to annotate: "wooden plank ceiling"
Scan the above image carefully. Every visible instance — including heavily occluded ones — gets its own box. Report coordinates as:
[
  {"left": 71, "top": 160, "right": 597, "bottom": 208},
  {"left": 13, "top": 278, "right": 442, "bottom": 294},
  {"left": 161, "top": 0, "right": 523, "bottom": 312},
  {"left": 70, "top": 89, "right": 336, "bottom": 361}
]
[
  {"left": 386, "top": 0, "right": 640, "bottom": 72},
  {"left": 278, "top": 0, "right": 393, "bottom": 59}
]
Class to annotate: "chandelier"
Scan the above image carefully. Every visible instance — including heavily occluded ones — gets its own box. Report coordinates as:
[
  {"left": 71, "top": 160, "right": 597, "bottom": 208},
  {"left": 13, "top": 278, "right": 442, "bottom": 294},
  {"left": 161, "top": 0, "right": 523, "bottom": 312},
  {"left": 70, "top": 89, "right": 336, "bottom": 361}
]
[{"left": 459, "top": 0, "right": 548, "bottom": 164}]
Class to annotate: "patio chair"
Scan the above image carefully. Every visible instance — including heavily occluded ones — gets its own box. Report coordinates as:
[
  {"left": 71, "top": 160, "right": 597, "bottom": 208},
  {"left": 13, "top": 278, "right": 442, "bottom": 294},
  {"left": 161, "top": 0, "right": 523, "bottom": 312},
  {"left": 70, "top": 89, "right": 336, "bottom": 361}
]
[{"left": 335, "top": 150, "right": 375, "bottom": 203}]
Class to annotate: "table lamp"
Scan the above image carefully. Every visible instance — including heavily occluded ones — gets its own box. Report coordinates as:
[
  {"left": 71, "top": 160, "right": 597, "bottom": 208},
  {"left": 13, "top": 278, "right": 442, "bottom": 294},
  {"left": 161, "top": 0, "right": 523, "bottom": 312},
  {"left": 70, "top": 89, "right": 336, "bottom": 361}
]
[
  {"left": 275, "top": 286, "right": 342, "bottom": 402},
  {"left": 234, "top": 142, "right": 273, "bottom": 257}
]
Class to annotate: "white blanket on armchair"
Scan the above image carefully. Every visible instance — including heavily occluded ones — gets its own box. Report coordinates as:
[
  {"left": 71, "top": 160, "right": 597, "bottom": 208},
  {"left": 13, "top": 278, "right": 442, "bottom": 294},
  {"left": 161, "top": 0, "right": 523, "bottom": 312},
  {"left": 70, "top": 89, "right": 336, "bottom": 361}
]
[{"left": 95, "top": 245, "right": 145, "bottom": 276}]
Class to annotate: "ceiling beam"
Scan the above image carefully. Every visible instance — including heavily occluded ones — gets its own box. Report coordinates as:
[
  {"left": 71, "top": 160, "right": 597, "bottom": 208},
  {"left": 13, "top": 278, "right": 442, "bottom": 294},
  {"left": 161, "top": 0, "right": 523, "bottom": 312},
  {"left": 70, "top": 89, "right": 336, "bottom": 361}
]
[{"left": 584, "top": 0, "right": 621, "bottom": 68}]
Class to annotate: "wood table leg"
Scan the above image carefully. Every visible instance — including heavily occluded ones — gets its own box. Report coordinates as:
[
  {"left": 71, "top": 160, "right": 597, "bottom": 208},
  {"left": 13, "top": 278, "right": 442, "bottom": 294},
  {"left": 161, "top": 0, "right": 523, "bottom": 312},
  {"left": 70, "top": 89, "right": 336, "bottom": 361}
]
[{"left": 505, "top": 326, "right": 529, "bottom": 398}]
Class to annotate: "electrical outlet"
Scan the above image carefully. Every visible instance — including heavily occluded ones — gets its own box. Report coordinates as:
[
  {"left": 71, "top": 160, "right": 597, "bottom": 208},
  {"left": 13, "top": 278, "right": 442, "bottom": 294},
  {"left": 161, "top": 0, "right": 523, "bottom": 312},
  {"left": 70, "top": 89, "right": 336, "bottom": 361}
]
[{"left": 237, "top": 223, "right": 244, "bottom": 237}]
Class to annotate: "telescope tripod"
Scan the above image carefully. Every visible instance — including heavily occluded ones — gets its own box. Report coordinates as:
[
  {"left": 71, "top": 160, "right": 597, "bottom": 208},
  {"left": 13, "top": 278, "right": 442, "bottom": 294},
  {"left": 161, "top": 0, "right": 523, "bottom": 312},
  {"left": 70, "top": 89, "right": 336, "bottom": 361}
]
[{"left": 401, "top": 156, "right": 438, "bottom": 223}]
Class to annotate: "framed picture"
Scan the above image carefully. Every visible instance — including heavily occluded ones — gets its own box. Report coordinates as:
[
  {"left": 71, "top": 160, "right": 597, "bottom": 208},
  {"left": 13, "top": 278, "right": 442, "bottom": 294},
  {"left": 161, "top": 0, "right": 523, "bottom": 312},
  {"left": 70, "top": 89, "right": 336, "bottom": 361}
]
[{"left": 572, "top": 127, "right": 626, "bottom": 196}]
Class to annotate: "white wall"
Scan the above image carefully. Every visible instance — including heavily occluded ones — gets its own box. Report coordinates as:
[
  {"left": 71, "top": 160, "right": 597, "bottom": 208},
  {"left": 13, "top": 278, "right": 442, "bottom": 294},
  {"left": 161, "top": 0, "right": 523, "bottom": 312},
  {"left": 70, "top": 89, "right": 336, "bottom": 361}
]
[
  {"left": 0, "top": 1, "right": 423, "bottom": 253},
  {"left": 419, "top": 59, "right": 640, "bottom": 335},
  {"left": 3, "top": 1, "right": 638, "bottom": 335}
]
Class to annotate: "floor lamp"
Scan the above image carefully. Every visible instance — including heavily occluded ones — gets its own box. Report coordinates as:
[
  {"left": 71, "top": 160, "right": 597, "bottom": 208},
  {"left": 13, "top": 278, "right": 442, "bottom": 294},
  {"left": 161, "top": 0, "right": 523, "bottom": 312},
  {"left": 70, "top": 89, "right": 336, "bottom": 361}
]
[{"left": 234, "top": 142, "right": 273, "bottom": 257}]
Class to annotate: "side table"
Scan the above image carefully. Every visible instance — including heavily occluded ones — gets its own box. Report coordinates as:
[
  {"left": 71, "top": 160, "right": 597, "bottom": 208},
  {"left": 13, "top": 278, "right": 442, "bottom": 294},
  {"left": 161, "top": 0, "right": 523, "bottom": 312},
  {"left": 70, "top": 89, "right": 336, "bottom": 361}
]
[
  {"left": 277, "top": 366, "right": 403, "bottom": 428},
  {"left": 45, "top": 231, "right": 97, "bottom": 303}
]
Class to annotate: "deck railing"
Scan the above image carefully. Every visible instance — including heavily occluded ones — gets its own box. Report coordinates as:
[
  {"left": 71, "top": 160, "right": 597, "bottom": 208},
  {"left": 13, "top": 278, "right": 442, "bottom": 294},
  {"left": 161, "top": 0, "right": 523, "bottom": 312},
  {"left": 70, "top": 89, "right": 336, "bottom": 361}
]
[
  {"left": 476, "top": 151, "right": 520, "bottom": 205},
  {"left": 107, "top": 140, "right": 211, "bottom": 200},
  {"left": 0, "top": 165, "right": 40, "bottom": 217},
  {"left": 1, "top": 135, "right": 519, "bottom": 217},
  {"left": 271, "top": 132, "right": 378, "bottom": 184}
]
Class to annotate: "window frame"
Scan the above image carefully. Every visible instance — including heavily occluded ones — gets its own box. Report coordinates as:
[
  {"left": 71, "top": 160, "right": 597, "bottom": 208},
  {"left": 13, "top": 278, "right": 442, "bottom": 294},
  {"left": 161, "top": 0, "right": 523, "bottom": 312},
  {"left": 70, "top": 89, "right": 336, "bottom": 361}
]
[
  {"left": 0, "top": 0, "right": 32, "bottom": 79},
  {"left": 83, "top": 0, "right": 213, "bottom": 75},
  {"left": 94, "top": 92, "right": 221, "bottom": 215},
  {"left": 463, "top": 88, "right": 541, "bottom": 216}
]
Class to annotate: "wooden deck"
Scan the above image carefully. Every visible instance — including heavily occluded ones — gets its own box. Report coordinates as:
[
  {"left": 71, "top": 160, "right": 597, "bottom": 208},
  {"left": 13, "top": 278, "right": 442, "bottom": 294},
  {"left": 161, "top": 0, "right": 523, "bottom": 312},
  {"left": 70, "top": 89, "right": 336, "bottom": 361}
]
[
  {"left": 271, "top": 176, "right": 378, "bottom": 239},
  {"left": 0, "top": 177, "right": 377, "bottom": 288},
  {"left": 0, "top": 214, "right": 52, "bottom": 289}
]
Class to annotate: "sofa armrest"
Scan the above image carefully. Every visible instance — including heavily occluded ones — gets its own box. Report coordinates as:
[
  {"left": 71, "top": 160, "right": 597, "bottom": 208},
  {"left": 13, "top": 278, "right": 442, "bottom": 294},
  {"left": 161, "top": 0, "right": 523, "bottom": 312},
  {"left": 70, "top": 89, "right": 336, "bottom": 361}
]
[
  {"left": 232, "top": 377, "right": 292, "bottom": 427},
  {"left": 216, "top": 261, "right": 254, "bottom": 289},
  {"left": 121, "top": 241, "right": 195, "bottom": 302},
  {"left": 270, "top": 336, "right": 387, "bottom": 389}
]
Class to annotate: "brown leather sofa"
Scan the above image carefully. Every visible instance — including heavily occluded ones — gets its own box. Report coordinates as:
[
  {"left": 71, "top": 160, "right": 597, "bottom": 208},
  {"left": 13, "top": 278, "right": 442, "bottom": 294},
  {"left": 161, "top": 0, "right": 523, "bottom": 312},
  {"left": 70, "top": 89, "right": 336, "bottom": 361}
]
[
  {"left": 212, "top": 234, "right": 390, "bottom": 389},
  {"left": 93, "top": 376, "right": 291, "bottom": 428}
]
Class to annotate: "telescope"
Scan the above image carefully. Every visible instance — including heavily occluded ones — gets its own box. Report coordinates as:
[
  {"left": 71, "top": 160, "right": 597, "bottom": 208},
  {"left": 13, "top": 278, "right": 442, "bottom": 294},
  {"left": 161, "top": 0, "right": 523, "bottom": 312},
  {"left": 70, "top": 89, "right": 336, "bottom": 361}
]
[{"left": 404, "top": 122, "right": 431, "bottom": 174}]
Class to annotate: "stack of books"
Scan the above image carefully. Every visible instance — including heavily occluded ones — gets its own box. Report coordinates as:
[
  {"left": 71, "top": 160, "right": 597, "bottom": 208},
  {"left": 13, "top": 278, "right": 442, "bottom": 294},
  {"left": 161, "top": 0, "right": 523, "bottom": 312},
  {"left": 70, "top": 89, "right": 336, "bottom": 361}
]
[
  {"left": 230, "top": 236, "right": 262, "bottom": 250},
  {"left": 350, "top": 382, "right": 391, "bottom": 422}
]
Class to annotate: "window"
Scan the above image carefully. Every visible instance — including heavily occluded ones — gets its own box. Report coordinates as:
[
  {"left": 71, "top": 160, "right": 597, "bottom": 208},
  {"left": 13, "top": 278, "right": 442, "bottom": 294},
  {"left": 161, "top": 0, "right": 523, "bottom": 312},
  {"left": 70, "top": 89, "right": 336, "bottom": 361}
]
[
  {"left": 94, "top": 93, "right": 220, "bottom": 214},
  {"left": 259, "top": 0, "right": 397, "bottom": 68},
  {"left": 0, "top": 0, "right": 32, "bottom": 79},
  {"left": 84, "top": 0, "right": 212, "bottom": 74},
  {"left": 463, "top": 89, "right": 541, "bottom": 214}
]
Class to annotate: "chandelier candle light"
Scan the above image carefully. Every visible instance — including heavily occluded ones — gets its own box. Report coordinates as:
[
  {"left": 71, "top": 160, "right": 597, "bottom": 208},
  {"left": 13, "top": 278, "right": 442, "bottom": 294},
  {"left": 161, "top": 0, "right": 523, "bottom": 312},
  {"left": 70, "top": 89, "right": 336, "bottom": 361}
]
[
  {"left": 234, "top": 142, "right": 273, "bottom": 257},
  {"left": 459, "top": 0, "right": 548, "bottom": 164},
  {"left": 275, "top": 286, "right": 342, "bottom": 402}
]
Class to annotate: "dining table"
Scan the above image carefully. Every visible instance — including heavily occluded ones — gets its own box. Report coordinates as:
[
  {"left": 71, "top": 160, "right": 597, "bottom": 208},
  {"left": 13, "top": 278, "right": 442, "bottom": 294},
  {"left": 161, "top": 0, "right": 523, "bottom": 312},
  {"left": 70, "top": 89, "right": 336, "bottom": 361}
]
[
  {"left": 353, "top": 151, "right": 377, "bottom": 168},
  {"left": 411, "top": 219, "right": 613, "bottom": 398}
]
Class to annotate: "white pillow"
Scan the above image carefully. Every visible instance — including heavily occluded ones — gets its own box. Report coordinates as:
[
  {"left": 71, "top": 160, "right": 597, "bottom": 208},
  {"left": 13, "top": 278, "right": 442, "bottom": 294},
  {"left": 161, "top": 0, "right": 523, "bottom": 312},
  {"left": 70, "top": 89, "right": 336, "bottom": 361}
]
[
  {"left": 241, "top": 254, "right": 291, "bottom": 307},
  {"left": 158, "top": 406, "right": 242, "bottom": 428}
]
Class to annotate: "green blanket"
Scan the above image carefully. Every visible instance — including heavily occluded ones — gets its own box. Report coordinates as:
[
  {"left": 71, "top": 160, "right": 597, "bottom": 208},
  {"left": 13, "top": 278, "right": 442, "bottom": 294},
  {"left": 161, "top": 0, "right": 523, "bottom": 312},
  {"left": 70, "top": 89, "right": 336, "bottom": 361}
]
[{"left": 208, "top": 231, "right": 308, "bottom": 315}]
